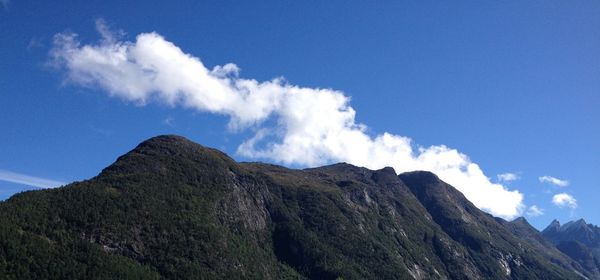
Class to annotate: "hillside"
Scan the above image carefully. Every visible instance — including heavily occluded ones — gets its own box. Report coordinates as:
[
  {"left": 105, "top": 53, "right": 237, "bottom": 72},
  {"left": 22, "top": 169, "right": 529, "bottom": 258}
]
[{"left": 0, "top": 135, "right": 591, "bottom": 279}]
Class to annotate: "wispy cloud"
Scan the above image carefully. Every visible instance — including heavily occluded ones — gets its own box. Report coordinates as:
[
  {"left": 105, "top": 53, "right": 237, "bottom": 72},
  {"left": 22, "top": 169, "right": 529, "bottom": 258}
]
[
  {"left": 497, "top": 172, "right": 519, "bottom": 183},
  {"left": 526, "top": 205, "right": 544, "bottom": 217},
  {"left": 49, "top": 20, "right": 525, "bottom": 219},
  {"left": 162, "top": 116, "right": 175, "bottom": 127},
  {"left": 539, "top": 175, "right": 569, "bottom": 187},
  {"left": 0, "top": 169, "right": 65, "bottom": 189},
  {"left": 552, "top": 193, "right": 577, "bottom": 209},
  {"left": 27, "top": 37, "right": 44, "bottom": 51},
  {"left": 89, "top": 124, "right": 113, "bottom": 137}
]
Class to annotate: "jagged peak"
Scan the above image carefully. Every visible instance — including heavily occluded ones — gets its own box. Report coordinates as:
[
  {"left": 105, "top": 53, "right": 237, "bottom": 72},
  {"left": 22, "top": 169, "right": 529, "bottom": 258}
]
[
  {"left": 561, "top": 219, "right": 589, "bottom": 232},
  {"left": 542, "top": 219, "right": 561, "bottom": 233}
]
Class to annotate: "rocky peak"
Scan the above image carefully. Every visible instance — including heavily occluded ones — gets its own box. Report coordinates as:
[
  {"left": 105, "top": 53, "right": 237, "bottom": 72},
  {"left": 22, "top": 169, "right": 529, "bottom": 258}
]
[
  {"left": 511, "top": 217, "right": 531, "bottom": 227},
  {"left": 543, "top": 219, "right": 561, "bottom": 233},
  {"left": 568, "top": 219, "right": 589, "bottom": 230}
]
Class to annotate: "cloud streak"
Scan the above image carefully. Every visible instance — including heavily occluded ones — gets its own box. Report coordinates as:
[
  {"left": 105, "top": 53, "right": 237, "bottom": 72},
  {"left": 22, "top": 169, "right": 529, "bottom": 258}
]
[
  {"left": 497, "top": 172, "right": 519, "bottom": 183},
  {"left": 539, "top": 175, "right": 569, "bottom": 187},
  {"left": 49, "top": 20, "right": 525, "bottom": 219},
  {"left": 0, "top": 169, "right": 65, "bottom": 189}
]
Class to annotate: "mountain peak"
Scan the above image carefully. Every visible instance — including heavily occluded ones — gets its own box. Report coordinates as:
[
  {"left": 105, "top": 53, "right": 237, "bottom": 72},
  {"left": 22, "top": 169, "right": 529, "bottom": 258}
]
[
  {"left": 378, "top": 166, "right": 396, "bottom": 175},
  {"left": 398, "top": 170, "right": 440, "bottom": 185},
  {"left": 561, "top": 219, "right": 589, "bottom": 232},
  {"left": 541, "top": 218, "right": 600, "bottom": 278},
  {"left": 506, "top": 217, "right": 538, "bottom": 235},
  {"left": 512, "top": 216, "right": 529, "bottom": 225},
  {"left": 135, "top": 134, "right": 198, "bottom": 149},
  {"left": 543, "top": 219, "right": 561, "bottom": 233},
  {"left": 100, "top": 134, "right": 236, "bottom": 177},
  {"left": 507, "top": 217, "right": 543, "bottom": 236},
  {"left": 131, "top": 134, "right": 230, "bottom": 158}
]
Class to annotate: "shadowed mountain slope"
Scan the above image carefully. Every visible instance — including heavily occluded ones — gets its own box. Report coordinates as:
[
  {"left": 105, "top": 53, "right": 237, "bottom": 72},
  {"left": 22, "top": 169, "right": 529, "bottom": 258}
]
[
  {"left": 0, "top": 135, "right": 590, "bottom": 279},
  {"left": 500, "top": 217, "right": 591, "bottom": 279},
  {"left": 400, "top": 171, "right": 588, "bottom": 279},
  {"left": 542, "top": 219, "right": 600, "bottom": 278}
]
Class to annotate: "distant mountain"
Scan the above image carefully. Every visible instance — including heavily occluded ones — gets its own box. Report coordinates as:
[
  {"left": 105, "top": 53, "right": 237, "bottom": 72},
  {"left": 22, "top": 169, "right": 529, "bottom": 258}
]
[
  {"left": 542, "top": 219, "right": 600, "bottom": 278},
  {"left": 543, "top": 219, "right": 600, "bottom": 247},
  {"left": 500, "top": 217, "right": 592, "bottom": 279},
  {"left": 0, "top": 135, "right": 591, "bottom": 279}
]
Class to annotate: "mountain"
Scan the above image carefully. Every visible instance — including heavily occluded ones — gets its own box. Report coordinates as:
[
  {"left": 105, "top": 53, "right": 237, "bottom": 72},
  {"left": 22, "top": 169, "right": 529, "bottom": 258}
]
[
  {"left": 0, "top": 135, "right": 590, "bottom": 279},
  {"left": 542, "top": 219, "right": 600, "bottom": 278},
  {"left": 400, "top": 171, "right": 589, "bottom": 279},
  {"left": 543, "top": 219, "right": 600, "bottom": 247},
  {"left": 499, "top": 217, "right": 591, "bottom": 279}
]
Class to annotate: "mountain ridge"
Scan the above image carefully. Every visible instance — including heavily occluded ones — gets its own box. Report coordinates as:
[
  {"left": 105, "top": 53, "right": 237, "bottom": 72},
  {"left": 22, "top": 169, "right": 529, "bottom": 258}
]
[
  {"left": 0, "top": 135, "right": 593, "bottom": 279},
  {"left": 542, "top": 218, "right": 600, "bottom": 278}
]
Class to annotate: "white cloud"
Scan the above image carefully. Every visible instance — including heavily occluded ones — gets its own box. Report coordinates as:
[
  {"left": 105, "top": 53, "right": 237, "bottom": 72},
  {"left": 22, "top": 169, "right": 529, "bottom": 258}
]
[
  {"left": 0, "top": 169, "right": 65, "bottom": 189},
  {"left": 49, "top": 21, "right": 525, "bottom": 219},
  {"left": 552, "top": 193, "right": 577, "bottom": 209},
  {"left": 497, "top": 172, "right": 519, "bottom": 182},
  {"left": 526, "top": 205, "right": 544, "bottom": 217},
  {"left": 539, "top": 175, "right": 569, "bottom": 187}
]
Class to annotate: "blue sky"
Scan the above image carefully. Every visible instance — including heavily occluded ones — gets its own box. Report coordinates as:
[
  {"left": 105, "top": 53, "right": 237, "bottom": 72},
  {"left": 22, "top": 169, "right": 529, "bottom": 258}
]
[{"left": 1, "top": 1, "right": 598, "bottom": 229}]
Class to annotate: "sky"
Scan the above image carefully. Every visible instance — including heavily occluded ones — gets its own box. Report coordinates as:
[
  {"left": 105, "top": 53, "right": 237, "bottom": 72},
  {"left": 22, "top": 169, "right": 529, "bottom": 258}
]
[{"left": 1, "top": 1, "right": 598, "bottom": 229}]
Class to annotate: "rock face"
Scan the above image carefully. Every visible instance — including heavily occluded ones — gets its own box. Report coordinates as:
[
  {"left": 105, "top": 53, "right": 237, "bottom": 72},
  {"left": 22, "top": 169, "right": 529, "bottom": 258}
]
[
  {"left": 542, "top": 219, "right": 600, "bottom": 278},
  {"left": 400, "top": 171, "right": 589, "bottom": 279},
  {"left": 0, "top": 135, "right": 590, "bottom": 279}
]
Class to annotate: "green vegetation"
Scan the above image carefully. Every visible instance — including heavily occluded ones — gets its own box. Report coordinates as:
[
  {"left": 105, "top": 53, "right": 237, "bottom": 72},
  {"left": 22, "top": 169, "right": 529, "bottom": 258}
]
[{"left": 0, "top": 135, "right": 590, "bottom": 279}]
